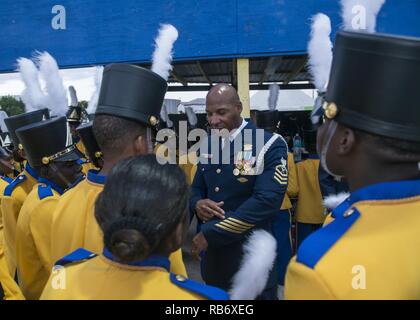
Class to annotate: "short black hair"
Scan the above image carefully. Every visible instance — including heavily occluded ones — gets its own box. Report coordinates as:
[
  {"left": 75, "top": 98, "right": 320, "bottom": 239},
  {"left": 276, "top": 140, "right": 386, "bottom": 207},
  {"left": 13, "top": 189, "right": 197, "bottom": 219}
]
[
  {"left": 95, "top": 155, "right": 190, "bottom": 263},
  {"left": 92, "top": 115, "right": 147, "bottom": 156},
  {"left": 354, "top": 129, "right": 420, "bottom": 162}
]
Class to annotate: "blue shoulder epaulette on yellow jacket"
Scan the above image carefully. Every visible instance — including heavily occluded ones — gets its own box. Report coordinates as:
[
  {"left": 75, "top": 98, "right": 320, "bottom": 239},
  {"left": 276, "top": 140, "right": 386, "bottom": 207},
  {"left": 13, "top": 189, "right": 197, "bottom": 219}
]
[
  {"left": 297, "top": 207, "right": 361, "bottom": 269},
  {"left": 55, "top": 248, "right": 97, "bottom": 267},
  {"left": 1, "top": 176, "right": 13, "bottom": 184},
  {"left": 169, "top": 273, "right": 229, "bottom": 300},
  {"left": 4, "top": 175, "right": 27, "bottom": 196},
  {"left": 37, "top": 184, "right": 55, "bottom": 200}
]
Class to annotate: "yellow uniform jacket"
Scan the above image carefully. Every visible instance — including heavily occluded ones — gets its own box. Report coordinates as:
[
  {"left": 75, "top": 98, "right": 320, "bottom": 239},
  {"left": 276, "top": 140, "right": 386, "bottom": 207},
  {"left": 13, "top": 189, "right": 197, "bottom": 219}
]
[
  {"left": 285, "top": 179, "right": 420, "bottom": 299},
  {"left": 50, "top": 169, "right": 187, "bottom": 276},
  {"left": 1, "top": 163, "right": 39, "bottom": 276},
  {"left": 281, "top": 152, "right": 299, "bottom": 210},
  {"left": 178, "top": 151, "right": 198, "bottom": 185},
  {"left": 295, "top": 157, "right": 325, "bottom": 224},
  {"left": 0, "top": 176, "right": 13, "bottom": 250},
  {"left": 41, "top": 248, "right": 228, "bottom": 300},
  {"left": 15, "top": 178, "right": 64, "bottom": 300},
  {"left": 0, "top": 248, "right": 24, "bottom": 300}
]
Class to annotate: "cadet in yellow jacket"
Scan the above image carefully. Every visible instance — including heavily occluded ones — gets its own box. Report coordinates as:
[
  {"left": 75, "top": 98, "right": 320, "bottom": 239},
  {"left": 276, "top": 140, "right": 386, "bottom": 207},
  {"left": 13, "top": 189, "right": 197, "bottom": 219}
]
[
  {"left": 0, "top": 176, "right": 12, "bottom": 250},
  {"left": 295, "top": 153, "right": 325, "bottom": 247},
  {"left": 76, "top": 122, "right": 104, "bottom": 174},
  {"left": 1, "top": 248, "right": 24, "bottom": 300},
  {"left": 50, "top": 64, "right": 186, "bottom": 276},
  {"left": 285, "top": 31, "right": 420, "bottom": 299},
  {"left": 42, "top": 156, "right": 228, "bottom": 300},
  {"left": 15, "top": 116, "right": 84, "bottom": 300},
  {"left": 2, "top": 108, "right": 50, "bottom": 276}
]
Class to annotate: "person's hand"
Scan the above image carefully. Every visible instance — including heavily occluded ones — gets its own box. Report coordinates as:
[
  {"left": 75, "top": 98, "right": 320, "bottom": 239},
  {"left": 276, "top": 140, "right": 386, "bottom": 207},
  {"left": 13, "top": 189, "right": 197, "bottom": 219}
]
[
  {"left": 195, "top": 199, "right": 225, "bottom": 222},
  {"left": 191, "top": 232, "right": 208, "bottom": 260}
]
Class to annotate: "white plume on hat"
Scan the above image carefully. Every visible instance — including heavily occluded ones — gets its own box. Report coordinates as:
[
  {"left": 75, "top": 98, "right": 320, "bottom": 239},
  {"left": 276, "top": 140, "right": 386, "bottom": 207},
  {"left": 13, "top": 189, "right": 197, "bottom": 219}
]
[
  {"left": 35, "top": 51, "right": 68, "bottom": 117},
  {"left": 16, "top": 57, "right": 48, "bottom": 112},
  {"left": 151, "top": 24, "right": 179, "bottom": 81},
  {"left": 229, "top": 230, "right": 277, "bottom": 300},
  {"left": 268, "top": 83, "right": 280, "bottom": 111},
  {"left": 68, "top": 85, "right": 78, "bottom": 107},
  {"left": 87, "top": 66, "right": 104, "bottom": 114},
  {"left": 185, "top": 106, "right": 198, "bottom": 126},
  {"left": 308, "top": 13, "right": 333, "bottom": 92},
  {"left": 341, "top": 0, "right": 386, "bottom": 33}
]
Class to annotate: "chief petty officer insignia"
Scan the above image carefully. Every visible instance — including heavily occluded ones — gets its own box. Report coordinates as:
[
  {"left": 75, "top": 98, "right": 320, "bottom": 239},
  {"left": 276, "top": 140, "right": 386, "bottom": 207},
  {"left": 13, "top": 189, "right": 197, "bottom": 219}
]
[{"left": 274, "top": 157, "right": 288, "bottom": 185}]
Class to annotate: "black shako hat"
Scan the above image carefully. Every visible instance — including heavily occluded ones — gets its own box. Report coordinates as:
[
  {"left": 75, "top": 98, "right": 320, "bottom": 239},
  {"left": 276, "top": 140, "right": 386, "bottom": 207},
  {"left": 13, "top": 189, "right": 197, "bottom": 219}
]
[
  {"left": 95, "top": 64, "right": 167, "bottom": 128},
  {"left": 76, "top": 122, "right": 102, "bottom": 161},
  {"left": 324, "top": 31, "right": 420, "bottom": 142},
  {"left": 256, "top": 110, "right": 279, "bottom": 133},
  {"left": 4, "top": 108, "right": 50, "bottom": 149},
  {"left": 16, "top": 116, "right": 83, "bottom": 167}
]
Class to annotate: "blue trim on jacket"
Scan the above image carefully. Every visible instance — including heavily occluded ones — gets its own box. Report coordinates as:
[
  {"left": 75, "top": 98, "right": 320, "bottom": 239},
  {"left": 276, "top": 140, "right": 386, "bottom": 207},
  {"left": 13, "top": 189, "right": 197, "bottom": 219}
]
[
  {"left": 297, "top": 179, "right": 420, "bottom": 268},
  {"left": 102, "top": 248, "right": 170, "bottom": 271},
  {"left": 87, "top": 169, "right": 106, "bottom": 185}
]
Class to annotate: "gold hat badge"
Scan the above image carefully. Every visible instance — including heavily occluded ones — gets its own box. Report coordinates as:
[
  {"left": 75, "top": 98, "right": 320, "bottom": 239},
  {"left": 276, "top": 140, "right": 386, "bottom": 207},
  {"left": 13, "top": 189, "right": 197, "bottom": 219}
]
[
  {"left": 149, "top": 116, "right": 158, "bottom": 126},
  {"left": 323, "top": 102, "right": 338, "bottom": 120}
]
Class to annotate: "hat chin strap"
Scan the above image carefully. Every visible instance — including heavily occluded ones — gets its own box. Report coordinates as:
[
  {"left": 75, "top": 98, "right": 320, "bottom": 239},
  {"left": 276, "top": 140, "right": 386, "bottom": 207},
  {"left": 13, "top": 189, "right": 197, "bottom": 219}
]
[
  {"left": 320, "top": 120, "right": 344, "bottom": 180},
  {"left": 146, "top": 127, "right": 154, "bottom": 154},
  {"left": 49, "top": 162, "right": 72, "bottom": 189}
]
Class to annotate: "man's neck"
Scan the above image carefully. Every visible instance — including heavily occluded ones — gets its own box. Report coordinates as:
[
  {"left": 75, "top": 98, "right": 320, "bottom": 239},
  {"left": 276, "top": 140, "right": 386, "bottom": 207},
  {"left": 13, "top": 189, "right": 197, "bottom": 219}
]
[
  {"left": 345, "top": 162, "right": 420, "bottom": 192},
  {"left": 232, "top": 117, "right": 244, "bottom": 131},
  {"left": 99, "top": 157, "right": 120, "bottom": 176}
]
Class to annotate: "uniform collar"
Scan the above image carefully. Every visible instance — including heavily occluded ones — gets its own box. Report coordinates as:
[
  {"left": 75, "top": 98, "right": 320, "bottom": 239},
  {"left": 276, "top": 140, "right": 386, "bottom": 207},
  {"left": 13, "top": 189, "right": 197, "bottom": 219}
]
[
  {"left": 350, "top": 179, "right": 420, "bottom": 202},
  {"left": 38, "top": 177, "right": 64, "bottom": 195},
  {"left": 229, "top": 118, "right": 248, "bottom": 143},
  {"left": 102, "top": 248, "right": 170, "bottom": 271},
  {"left": 87, "top": 169, "right": 106, "bottom": 185},
  {"left": 25, "top": 162, "right": 39, "bottom": 180},
  {"left": 332, "top": 179, "right": 420, "bottom": 218}
]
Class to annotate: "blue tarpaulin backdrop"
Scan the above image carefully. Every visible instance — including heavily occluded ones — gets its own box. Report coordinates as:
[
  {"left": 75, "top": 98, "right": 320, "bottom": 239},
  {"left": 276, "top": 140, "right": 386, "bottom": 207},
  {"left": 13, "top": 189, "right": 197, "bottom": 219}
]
[{"left": 0, "top": 0, "right": 419, "bottom": 72}]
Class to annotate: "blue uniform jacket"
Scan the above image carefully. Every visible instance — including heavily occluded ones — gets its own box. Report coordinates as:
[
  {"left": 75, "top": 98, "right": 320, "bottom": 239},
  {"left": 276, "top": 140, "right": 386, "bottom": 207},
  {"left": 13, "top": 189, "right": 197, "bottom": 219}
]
[{"left": 190, "top": 121, "right": 288, "bottom": 291}]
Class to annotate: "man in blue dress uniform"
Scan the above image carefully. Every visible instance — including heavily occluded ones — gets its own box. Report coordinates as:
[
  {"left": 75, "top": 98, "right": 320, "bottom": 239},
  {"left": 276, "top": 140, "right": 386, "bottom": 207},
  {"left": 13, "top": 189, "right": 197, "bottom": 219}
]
[{"left": 190, "top": 84, "right": 288, "bottom": 299}]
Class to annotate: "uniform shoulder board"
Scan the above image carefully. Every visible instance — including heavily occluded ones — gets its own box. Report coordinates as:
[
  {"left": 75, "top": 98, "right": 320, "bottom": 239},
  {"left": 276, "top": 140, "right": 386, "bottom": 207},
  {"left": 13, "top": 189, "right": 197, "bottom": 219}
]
[
  {"left": 169, "top": 273, "right": 229, "bottom": 300},
  {"left": 296, "top": 207, "right": 361, "bottom": 269},
  {"left": 38, "top": 184, "right": 54, "bottom": 200},
  {"left": 4, "top": 175, "right": 27, "bottom": 196},
  {"left": 1, "top": 176, "right": 13, "bottom": 184},
  {"left": 55, "top": 248, "right": 97, "bottom": 267}
]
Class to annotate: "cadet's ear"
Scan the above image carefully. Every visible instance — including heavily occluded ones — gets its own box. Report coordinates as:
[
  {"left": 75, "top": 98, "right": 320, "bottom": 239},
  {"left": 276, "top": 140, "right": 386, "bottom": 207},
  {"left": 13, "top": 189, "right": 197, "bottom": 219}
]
[
  {"left": 133, "top": 135, "right": 148, "bottom": 156},
  {"left": 336, "top": 126, "right": 356, "bottom": 156}
]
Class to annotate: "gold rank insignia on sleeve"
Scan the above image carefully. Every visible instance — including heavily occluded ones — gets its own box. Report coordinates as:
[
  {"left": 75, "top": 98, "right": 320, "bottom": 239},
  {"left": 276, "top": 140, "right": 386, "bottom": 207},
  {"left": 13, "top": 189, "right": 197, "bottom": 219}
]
[
  {"left": 215, "top": 217, "right": 255, "bottom": 234},
  {"left": 274, "top": 157, "right": 288, "bottom": 185}
]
